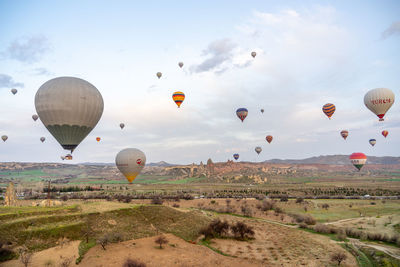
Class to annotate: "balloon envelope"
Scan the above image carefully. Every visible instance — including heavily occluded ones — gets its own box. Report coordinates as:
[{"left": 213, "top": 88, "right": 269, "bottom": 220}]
[
  {"left": 116, "top": 148, "right": 146, "bottom": 183},
  {"left": 40, "top": 137, "right": 46, "bottom": 143},
  {"left": 233, "top": 154, "right": 239, "bottom": 160},
  {"left": 260, "top": 109, "right": 264, "bottom": 113},
  {"left": 364, "top": 88, "right": 395, "bottom": 121},
  {"left": 178, "top": 62, "right": 184, "bottom": 68},
  {"left": 120, "top": 123, "right": 125, "bottom": 129},
  {"left": 1, "top": 135, "right": 8, "bottom": 142},
  {"left": 369, "top": 139, "right": 376, "bottom": 146},
  {"left": 156, "top": 72, "right": 162, "bottom": 79},
  {"left": 172, "top": 91, "right": 185, "bottom": 108},
  {"left": 255, "top": 146, "right": 262, "bottom": 154},
  {"left": 382, "top": 130, "right": 388, "bottom": 138},
  {"left": 251, "top": 52, "right": 256, "bottom": 58},
  {"left": 266, "top": 135, "right": 273, "bottom": 144},
  {"left": 340, "top": 130, "right": 349, "bottom": 140},
  {"left": 349, "top": 152, "right": 367, "bottom": 171},
  {"left": 96, "top": 137, "right": 101, "bottom": 142},
  {"left": 322, "top": 103, "right": 335, "bottom": 119},
  {"left": 35, "top": 77, "right": 104, "bottom": 153},
  {"left": 11, "top": 89, "right": 17, "bottom": 95},
  {"left": 236, "top": 108, "right": 248, "bottom": 122},
  {"left": 32, "top": 114, "right": 39, "bottom": 121}
]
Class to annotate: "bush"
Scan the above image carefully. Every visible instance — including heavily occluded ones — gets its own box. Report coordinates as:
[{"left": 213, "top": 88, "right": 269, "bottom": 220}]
[
  {"left": 210, "top": 200, "right": 216, "bottom": 204},
  {"left": 321, "top": 203, "right": 329, "bottom": 210},
  {"left": 289, "top": 213, "right": 316, "bottom": 225},
  {"left": 256, "top": 199, "right": 275, "bottom": 211},
  {"left": 97, "top": 234, "right": 110, "bottom": 250},
  {"left": 108, "top": 232, "right": 124, "bottom": 242},
  {"left": 151, "top": 197, "right": 163, "bottom": 205},
  {"left": 304, "top": 215, "right": 316, "bottom": 225},
  {"left": 241, "top": 204, "right": 253, "bottom": 217},
  {"left": 172, "top": 203, "right": 180, "bottom": 208},
  {"left": 61, "top": 195, "right": 68, "bottom": 201},
  {"left": 231, "top": 222, "right": 255, "bottom": 240},
  {"left": 274, "top": 207, "right": 283, "bottom": 214},
  {"left": 299, "top": 223, "right": 308, "bottom": 229},
  {"left": 295, "top": 197, "right": 304, "bottom": 204},
  {"left": 314, "top": 224, "right": 331, "bottom": 234},
  {"left": 199, "top": 219, "right": 229, "bottom": 239},
  {"left": 123, "top": 258, "right": 146, "bottom": 267},
  {"left": 336, "top": 232, "right": 347, "bottom": 241},
  {"left": 280, "top": 196, "right": 288, "bottom": 202},
  {"left": 331, "top": 251, "right": 347, "bottom": 266},
  {"left": 154, "top": 235, "right": 168, "bottom": 249}
]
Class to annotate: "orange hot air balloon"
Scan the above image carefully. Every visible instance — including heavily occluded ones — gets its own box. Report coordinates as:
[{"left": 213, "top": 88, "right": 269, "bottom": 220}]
[
  {"left": 266, "top": 135, "right": 273, "bottom": 144},
  {"left": 349, "top": 152, "right": 367, "bottom": 171},
  {"left": 322, "top": 103, "right": 335, "bottom": 119},
  {"left": 340, "top": 130, "right": 349, "bottom": 140},
  {"left": 96, "top": 137, "right": 101, "bottom": 142},
  {"left": 382, "top": 130, "right": 388, "bottom": 138},
  {"left": 172, "top": 91, "right": 185, "bottom": 108}
]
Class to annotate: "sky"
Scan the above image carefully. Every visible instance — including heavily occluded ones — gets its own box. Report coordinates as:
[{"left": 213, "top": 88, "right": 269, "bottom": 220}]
[{"left": 0, "top": 0, "right": 399, "bottom": 164}]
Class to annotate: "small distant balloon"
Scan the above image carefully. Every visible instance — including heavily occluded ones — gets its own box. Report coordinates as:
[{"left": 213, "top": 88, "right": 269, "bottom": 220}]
[
  {"left": 322, "top": 103, "right": 335, "bottom": 119},
  {"left": 65, "top": 154, "right": 73, "bottom": 160},
  {"left": 255, "top": 146, "right": 262, "bottom": 155},
  {"left": 1, "top": 135, "right": 8, "bottom": 142},
  {"left": 120, "top": 123, "right": 125, "bottom": 129},
  {"left": 236, "top": 108, "right": 248, "bottom": 122},
  {"left": 172, "top": 91, "right": 185, "bottom": 108},
  {"left": 266, "top": 135, "right": 273, "bottom": 144},
  {"left": 156, "top": 72, "right": 162, "bottom": 79},
  {"left": 382, "top": 130, "right": 388, "bottom": 138},
  {"left": 40, "top": 137, "right": 46, "bottom": 143},
  {"left": 32, "top": 114, "right": 39, "bottom": 121},
  {"left": 178, "top": 62, "right": 184, "bottom": 68},
  {"left": 96, "top": 137, "right": 101, "bottom": 142},
  {"left": 364, "top": 88, "right": 395, "bottom": 121},
  {"left": 369, "top": 139, "right": 376, "bottom": 146},
  {"left": 349, "top": 152, "right": 367, "bottom": 171},
  {"left": 251, "top": 52, "right": 256, "bottom": 58},
  {"left": 260, "top": 109, "right": 264, "bottom": 114},
  {"left": 116, "top": 148, "right": 146, "bottom": 183},
  {"left": 11, "top": 89, "right": 17, "bottom": 95},
  {"left": 233, "top": 154, "right": 239, "bottom": 160},
  {"left": 340, "top": 130, "right": 349, "bottom": 140},
  {"left": 61, "top": 156, "right": 65, "bottom": 160}
]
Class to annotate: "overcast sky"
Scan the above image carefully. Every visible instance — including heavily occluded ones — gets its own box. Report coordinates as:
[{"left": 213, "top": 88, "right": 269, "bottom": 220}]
[{"left": 0, "top": 0, "right": 399, "bottom": 164}]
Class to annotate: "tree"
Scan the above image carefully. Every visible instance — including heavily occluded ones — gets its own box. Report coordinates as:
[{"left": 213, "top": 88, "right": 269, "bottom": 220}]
[
  {"left": 81, "top": 216, "right": 95, "bottom": 243},
  {"left": 331, "top": 251, "right": 347, "bottom": 266},
  {"left": 123, "top": 258, "right": 146, "bottom": 267},
  {"left": 231, "top": 222, "right": 255, "bottom": 240},
  {"left": 154, "top": 235, "right": 168, "bottom": 249},
  {"left": 98, "top": 234, "right": 110, "bottom": 250}
]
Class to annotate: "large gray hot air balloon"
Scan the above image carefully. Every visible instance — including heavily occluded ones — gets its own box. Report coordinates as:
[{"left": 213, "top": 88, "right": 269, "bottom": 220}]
[
  {"left": 120, "top": 123, "right": 125, "bottom": 129},
  {"left": 255, "top": 146, "right": 262, "bottom": 155},
  {"left": 115, "top": 148, "right": 146, "bottom": 183},
  {"left": 11, "top": 89, "right": 17, "bottom": 95},
  {"left": 34, "top": 77, "right": 104, "bottom": 153},
  {"left": 2, "top": 135, "right": 8, "bottom": 142},
  {"left": 32, "top": 114, "right": 39, "bottom": 121},
  {"left": 40, "top": 137, "right": 46, "bottom": 143}
]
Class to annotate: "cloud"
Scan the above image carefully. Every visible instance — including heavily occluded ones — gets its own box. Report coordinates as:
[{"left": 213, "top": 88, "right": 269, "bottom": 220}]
[
  {"left": 382, "top": 21, "right": 400, "bottom": 39},
  {"left": 190, "top": 38, "right": 237, "bottom": 74},
  {"left": 0, "top": 74, "right": 24, "bottom": 89},
  {"left": 3, "top": 35, "right": 50, "bottom": 63},
  {"left": 31, "top": 67, "right": 53, "bottom": 76}
]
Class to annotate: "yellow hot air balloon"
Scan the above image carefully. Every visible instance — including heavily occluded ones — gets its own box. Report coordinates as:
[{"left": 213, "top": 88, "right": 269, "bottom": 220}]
[
  {"left": 172, "top": 91, "right": 185, "bottom": 108},
  {"left": 156, "top": 72, "right": 162, "bottom": 79}
]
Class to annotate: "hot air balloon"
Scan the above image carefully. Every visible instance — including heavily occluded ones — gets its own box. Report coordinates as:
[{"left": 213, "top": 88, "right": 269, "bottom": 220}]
[
  {"left": 172, "top": 91, "right": 185, "bottom": 108},
  {"left": 255, "top": 146, "right": 262, "bottom": 155},
  {"left": 233, "top": 154, "right": 239, "bottom": 160},
  {"left": 40, "top": 137, "right": 46, "bottom": 143},
  {"left": 34, "top": 77, "right": 104, "bottom": 153},
  {"left": 61, "top": 156, "right": 65, "bottom": 160},
  {"left": 178, "top": 62, "right": 184, "bottom": 68},
  {"left": 349, "top": 152, "right": 367, "bottom": 171},
  {"left": 11, "top": 89, "right": 17, "bottom": 95},
  {"left": 96, "top": 137, "right": 101, "bottom": 142},
  {"left": 340, "top": 130, "right": 349, "bottom": 140},
  {"left": 364, "top": 88, "right": 395, "bottom": 121},
  {"left": 260, "top": 109, "right": 264, "bottom": 113},
  {"left": 266, "top": 135, "right": 273, "bottom": 144},
  {"left": 236, "top": 108, "right": 248, "bottom": 122},
  {"left": 382, "top": 130, "right": 388, "bottom": 138},
  {"left": 120, "top": 123, "right": 125, "bottom": 129},
  {"left": 32, "top": 114, "right": 39, "bottom": 121},
  {"left": 1, "top": 135, "right": 8, "bottom": 142},
  {"left": 251, "top": 52, "right": 256, "bottom": 58},
  {"left": 65, "top": 154, "right": 73, "bottom": 160},
  {"left": 369, "top": 139, "right": 376, "bottom": 146},
  {"left": 156, "top": 72, "right": 162, "bottom": 79},
  {"left": 115, "top": 148, "right": 146, "bottom": 183},
  {"left": 322, "top": 103, "right": 335, "bottom": 119}
]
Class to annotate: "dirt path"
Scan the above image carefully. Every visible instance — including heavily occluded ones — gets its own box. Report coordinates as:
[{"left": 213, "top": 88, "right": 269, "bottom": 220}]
[
  {"left": 349, "top": 238, "right": 400, "bottom": 260},
  {"left": 325, "top": 217, "right": 361, "bottom": 225}
]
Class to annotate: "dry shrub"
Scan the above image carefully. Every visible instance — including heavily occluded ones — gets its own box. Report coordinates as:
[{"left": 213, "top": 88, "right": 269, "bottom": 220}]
[
  {"left": 256, "top": 199, "right": 275, "bottom": 211},
  {"left": 299, "top": 223, "right": 308, "bottom": 229},
  {"left": 321, "top": 203, "right": 329, "bottom": 210},
  {"left": 231, "top": 221, "right": 255, "bottom": 240},
  {"left": 331, "top": 251, "right": 347, "bottom": 266},
  {"left": 241, "top": 204, "right": 253, "bottom": 217},
  {"left": 280, "top": 196, "right": 288, "bottom": 202},
  {"left": 123, "top": 258, "right": 146, "bottom": 267},
  {"left": 199, "top": 219, "right": 229, "bottom": 239},
  {"left": 289, "top": 213, "right": 316, "bottom": 225},
  {"left": 172, "top": 203, "right": 180, "bottom": 208},
  {"left": 151, "top": 197, "right": 163, "bottom": 205},
  {"left": 154, "top": 235, "right": 168, "bottom": 249},
  {"left": 295, "top": 197, "right": 304, "bottom": 204}
]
